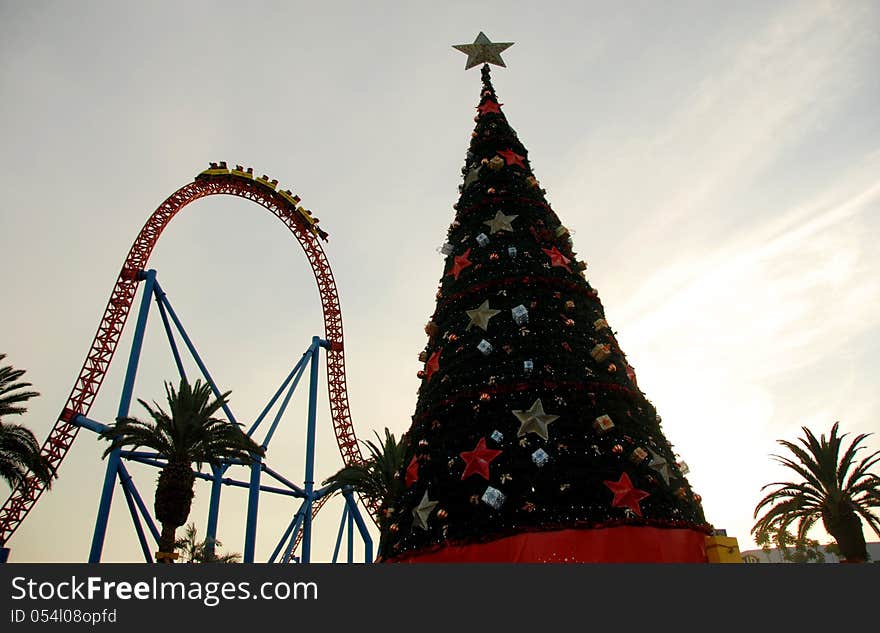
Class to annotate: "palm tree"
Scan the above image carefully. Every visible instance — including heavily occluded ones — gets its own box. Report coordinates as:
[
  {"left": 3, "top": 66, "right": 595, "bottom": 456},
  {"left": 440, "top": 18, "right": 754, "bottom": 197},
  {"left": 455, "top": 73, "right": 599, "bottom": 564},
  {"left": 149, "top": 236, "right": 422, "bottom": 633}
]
[
  {"left": 99, "top": 378, "right": 264, "bottom": 562},
  {"left": 174, "top": 522, "right": 241, "bottom": 563},
  {"left": 322, "top": 428, "right": 407, "bottom": 549},
  {"left": 0, "top": 354, "right": 54, "bottom": 491},
  {"left": 752, "top": 422, "right": 880, "bottom": 563}
]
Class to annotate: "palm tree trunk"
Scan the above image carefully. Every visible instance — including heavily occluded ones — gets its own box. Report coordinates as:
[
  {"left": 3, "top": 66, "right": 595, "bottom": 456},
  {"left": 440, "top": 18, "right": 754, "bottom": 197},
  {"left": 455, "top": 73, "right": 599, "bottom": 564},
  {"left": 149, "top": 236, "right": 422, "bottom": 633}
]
[
  {"left": 824, "top": 508, "right": 867, "bottom": 563},
  {"left": 158, "top": 524, "right": 177, "bottom": 563},
  {"left": 154, "top": 461, "right": 195, "bottom": 563}
]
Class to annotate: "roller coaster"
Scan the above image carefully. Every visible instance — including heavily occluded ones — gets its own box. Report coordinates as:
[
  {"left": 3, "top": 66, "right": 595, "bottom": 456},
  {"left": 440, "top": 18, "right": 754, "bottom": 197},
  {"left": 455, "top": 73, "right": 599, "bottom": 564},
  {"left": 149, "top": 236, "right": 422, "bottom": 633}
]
[{"left": 0, "top": 163, "right": 375, "bottom": 563}]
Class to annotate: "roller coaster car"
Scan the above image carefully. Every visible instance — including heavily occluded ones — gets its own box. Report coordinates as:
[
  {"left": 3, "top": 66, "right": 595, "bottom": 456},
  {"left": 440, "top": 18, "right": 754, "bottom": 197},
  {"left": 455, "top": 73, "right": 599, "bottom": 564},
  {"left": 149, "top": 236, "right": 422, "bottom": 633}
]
[
  {"left": 231, "top": 165, "right": 254, "bottom": 179},
  {"left": 278, "top": 189, "right": 301, "bottom": 207},
  {"left": 295, "top": 207, "right": 329, "bottom": 241},
  {"left": 256, "top": 175, "right": 279, "bottom": 191},
  {"left": 295, "top": 206, "right": 318, "bottom": 227},
  {"left": 197, "top": 161, "right": 231, "bottom": 178}
]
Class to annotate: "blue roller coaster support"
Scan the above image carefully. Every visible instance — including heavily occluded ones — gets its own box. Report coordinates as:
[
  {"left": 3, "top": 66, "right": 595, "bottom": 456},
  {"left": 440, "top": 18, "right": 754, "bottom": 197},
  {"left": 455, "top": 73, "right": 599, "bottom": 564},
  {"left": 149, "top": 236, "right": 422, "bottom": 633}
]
[
  {"left": 89, "top": 270, "right": 156, "bottom": 563},
  {"left": 76, "top": 270, "right": 373, "bottom": 563}
]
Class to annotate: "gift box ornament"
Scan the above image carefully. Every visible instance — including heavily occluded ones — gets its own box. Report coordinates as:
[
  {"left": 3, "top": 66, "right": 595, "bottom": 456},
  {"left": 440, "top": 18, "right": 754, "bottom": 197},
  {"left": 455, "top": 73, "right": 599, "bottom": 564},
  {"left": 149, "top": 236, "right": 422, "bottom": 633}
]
[
  {"left": 523, "top": 359, "right": 534, "bottom": 375},
  {"left": 508, "top": 246, "right": 517, "bottom": 258},
  {"left": 593, "top": 414, "right": 615, "bottom": 434},
  {"left": 476, "top": 233, "right": 490, "bottom": 247},
  {"left": 440, "top": 242, "right": 454, "bottom": 255},
  {"left": 630, "top": 447, "right": 648, "bottom": 464},
  {"left": 531, "top": 448, "right": 550, "bottom": 467},
  {"left": 477, "top": 339, "right": 494, "bottom": 355},
  {"left": 591, "top": 343, "right": 611, "bottom": 362},
  {"left": 512, "top": 304, "right": 529, "bottom": 325},
  {"left": 482, "top": 486, "right": 506, "bottom": 509},
  {"left": 490, "top": 430, "right": 504, "bottom": 443}
]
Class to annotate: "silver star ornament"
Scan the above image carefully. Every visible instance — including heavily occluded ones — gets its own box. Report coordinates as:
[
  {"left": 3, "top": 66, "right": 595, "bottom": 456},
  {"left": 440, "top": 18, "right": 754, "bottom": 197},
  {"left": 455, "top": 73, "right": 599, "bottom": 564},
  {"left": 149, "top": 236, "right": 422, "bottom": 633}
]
[
  {"left": 512, "top": 398, "right": 559, "bottom": 440},
  {"left": 453, "top": 32, "right": 514, "bottom": 69},
  {"left": 647, "top": 448, "right": 671, "bottom": 485},
  {"left": 483, "top": 210, "right": 518, "bottom": 234},
  {"left": 412, "top": 491, "right": 439, "bottom": 530}
]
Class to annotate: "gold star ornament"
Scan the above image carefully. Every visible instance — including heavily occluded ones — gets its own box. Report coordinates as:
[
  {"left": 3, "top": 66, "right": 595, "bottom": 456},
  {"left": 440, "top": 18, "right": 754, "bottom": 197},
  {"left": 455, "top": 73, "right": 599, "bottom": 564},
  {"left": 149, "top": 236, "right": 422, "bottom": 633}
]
[
  {"left": 466, "top": 300, "right": 501, "bottom": 331},
  {"left": 483, "top": 210, "right": 518, "bottom": 234},
  {"left": 512, "top": 398, "right": 559, "bottom": 440},
  {"left": 453, "top": 32, "right": 514, "bottom": 69}
]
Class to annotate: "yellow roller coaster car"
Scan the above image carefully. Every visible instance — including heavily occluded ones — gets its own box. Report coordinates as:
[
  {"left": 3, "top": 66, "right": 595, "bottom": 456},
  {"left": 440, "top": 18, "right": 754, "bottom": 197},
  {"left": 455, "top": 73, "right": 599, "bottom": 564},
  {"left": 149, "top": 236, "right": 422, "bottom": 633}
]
[
  {"left": 278, "top": 189, "right": 301, "bottom": 207},
  {"left": 257, "top": 175, "right": 279, "bottom": 191},
  {"left": 197, "top": 161, "right": 230, "bottom": 178},
  {"left": 231, "top": 165, "right": 254, "bottom": 179}
]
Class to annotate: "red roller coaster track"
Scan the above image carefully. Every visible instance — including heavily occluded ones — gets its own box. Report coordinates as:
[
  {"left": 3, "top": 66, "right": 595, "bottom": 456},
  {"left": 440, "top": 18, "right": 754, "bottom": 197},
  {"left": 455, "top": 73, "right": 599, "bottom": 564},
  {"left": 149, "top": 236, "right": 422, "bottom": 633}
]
[{"left": 0, "top": 167, "right": 367, "bottom": 546}]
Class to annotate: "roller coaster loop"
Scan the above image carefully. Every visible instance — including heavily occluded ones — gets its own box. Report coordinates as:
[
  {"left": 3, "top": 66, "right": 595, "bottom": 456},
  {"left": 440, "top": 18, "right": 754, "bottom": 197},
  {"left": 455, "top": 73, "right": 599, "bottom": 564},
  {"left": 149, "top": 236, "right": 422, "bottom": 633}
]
[{"left": 0, "top": 164, "right": 375, "bottom": 554}]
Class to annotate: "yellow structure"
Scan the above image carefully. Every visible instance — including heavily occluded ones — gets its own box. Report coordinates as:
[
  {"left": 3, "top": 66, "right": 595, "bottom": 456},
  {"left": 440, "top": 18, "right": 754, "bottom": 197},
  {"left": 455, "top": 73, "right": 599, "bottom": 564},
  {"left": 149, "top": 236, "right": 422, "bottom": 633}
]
[{"left": 705, "top": 535, "right": 743, "bottom": 563}]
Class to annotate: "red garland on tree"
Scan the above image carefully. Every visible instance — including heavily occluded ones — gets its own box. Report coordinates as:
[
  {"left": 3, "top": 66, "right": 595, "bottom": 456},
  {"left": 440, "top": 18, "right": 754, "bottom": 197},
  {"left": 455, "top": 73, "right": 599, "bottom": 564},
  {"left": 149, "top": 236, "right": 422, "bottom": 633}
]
[{"left": 382, "top": 34, "right": 711, "bottom": 563}]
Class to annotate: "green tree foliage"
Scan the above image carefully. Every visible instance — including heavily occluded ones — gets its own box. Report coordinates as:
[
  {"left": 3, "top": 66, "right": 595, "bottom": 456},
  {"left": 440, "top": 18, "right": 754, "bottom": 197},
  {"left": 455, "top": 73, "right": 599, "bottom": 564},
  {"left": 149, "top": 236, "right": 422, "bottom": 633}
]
[
  {"left": 754, "top": 527, "right": 830, "bottom": 563},
  {"left": 323, "top": 428, "right": 407, "bottom": 549},
  {"left": 100, "top": 378, "right": 264, "bottom": 562},
  {"left": 753, "top": 422, "right": 880, "bottom": 563},
  {"left": 381, "top": 64, "right": 707, "bottom": 560},
  {"left": 0, "top": 354, "right": 54, "bottom": 492},
  {"left": 174, "top": 523, "right": 241, "bottom": 563}
]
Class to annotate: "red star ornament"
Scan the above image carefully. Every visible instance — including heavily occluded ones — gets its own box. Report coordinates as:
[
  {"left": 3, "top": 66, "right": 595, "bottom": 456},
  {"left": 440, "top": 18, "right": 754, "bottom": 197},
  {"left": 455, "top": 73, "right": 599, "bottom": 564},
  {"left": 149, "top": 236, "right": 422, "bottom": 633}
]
[
  {"left": 497, "top": 149, "right": 526, "bottom": 168},
  {"left": 405, "top": 456, "right": 419, "bottom": 487},
  {"left": 478, "top": 99, "right": 502, "bottom": 114},
  {"left": 447, "top": 248, "right": 473, "bottom": 280},
  {"left": 603, "top": 472, "right": 650, "bottom": 517},
  {"left": 542, "top": 246, "right": 572, "bottom": 272},
  {"left": 460, "top": 437, "right": 502, "bottom": 481},
  {"left": 425, "top": 348, "right": 442, "bottom": 381}
]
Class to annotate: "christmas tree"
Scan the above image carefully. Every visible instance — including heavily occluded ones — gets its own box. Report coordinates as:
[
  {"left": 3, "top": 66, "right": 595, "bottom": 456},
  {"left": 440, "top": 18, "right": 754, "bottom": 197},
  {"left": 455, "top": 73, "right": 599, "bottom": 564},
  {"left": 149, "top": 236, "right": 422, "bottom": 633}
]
[{"left": 381, "top": 33, "right": 712, "bottom": 562}]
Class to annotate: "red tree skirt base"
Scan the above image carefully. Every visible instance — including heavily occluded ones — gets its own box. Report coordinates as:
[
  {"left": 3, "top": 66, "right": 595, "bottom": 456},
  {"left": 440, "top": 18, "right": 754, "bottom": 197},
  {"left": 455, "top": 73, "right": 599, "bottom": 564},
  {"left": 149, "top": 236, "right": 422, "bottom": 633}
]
[{"left": 387, "top": 526, "right": 709, "bottom": 563}]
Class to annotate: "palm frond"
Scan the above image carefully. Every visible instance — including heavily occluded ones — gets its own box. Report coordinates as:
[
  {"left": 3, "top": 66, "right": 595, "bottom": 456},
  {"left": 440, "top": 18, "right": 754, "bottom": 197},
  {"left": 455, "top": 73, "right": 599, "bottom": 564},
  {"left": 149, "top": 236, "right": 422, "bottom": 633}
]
[{"left": 753, "top": 422, "right": 880, "bottom": 562}]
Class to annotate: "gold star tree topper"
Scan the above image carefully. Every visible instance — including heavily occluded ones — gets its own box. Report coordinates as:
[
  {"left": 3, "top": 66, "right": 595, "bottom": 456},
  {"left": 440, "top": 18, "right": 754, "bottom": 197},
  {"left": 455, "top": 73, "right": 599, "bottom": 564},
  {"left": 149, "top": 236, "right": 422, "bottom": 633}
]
[{"left": 453, "top": 32, "right": 514, "bottom": 69}]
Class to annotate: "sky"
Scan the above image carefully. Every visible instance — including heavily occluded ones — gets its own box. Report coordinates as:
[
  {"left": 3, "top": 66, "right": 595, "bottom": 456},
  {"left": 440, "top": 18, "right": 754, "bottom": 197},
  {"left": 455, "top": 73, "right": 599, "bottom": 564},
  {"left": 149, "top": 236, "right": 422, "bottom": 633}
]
[{"left": 1, "top": 0, "right": 878, "bottom": 562}]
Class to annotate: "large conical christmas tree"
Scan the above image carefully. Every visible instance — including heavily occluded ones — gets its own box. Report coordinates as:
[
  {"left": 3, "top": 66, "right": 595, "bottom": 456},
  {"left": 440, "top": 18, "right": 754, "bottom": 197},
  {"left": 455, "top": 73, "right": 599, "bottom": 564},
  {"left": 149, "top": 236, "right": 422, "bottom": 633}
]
[{"left": 381, "top": 34, "right": 712, "bottom": 562}]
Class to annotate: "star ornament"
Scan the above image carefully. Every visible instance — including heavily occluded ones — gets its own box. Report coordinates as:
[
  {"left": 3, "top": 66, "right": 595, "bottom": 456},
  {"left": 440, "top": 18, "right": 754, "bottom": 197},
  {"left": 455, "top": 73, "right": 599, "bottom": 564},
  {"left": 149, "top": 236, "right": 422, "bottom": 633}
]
[
  {"left": 447, "top": 248, "right": 473, "bottom": 280},
  {"left": 460, "top": 438, "right": 502, "bottom": 481},
  {"left": 425, "top": 348, "right": 442, "bottom": 381},
  {"left": 477, "top": 99, "right": 502, "bottom": 114},
  {"left": 497, "top": 149, "right": 526, "bottom": 168},
  {"left": 405, "top": 455, "right": 419, "bottom": 488},
  {"left": 604, "top": 472, "right": 650, "bottom": 517},
  {"left": 512, "top": 398, "right": 559, "bottom": 440},
  {"left": 542, "top": 246, "right": 572, "bottom": 272},
  {"left": 453, "top": 32, "right": 514, "bottom": 70},
  {"left": 466, "top": 300, "right": 501, "bottom": 331},
  {"left": 464, "top": 164, "right": 482, "bottom": 188},
  {"left": 483, "top": 210, "right": 518, "bottom": 234},
  {"left": 647, "top": 449, "right": 671, "bottom": 485},
  {"left": 412, "top": 491, "right": 439, "bottom": 530}
]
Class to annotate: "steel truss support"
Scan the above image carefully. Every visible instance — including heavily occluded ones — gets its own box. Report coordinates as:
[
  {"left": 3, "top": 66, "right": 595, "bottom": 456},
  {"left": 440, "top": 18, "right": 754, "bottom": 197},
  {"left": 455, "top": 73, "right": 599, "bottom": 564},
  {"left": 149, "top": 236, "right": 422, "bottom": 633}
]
[{"left": 75, "top": 272, "right": 372, "bottom": 563}]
